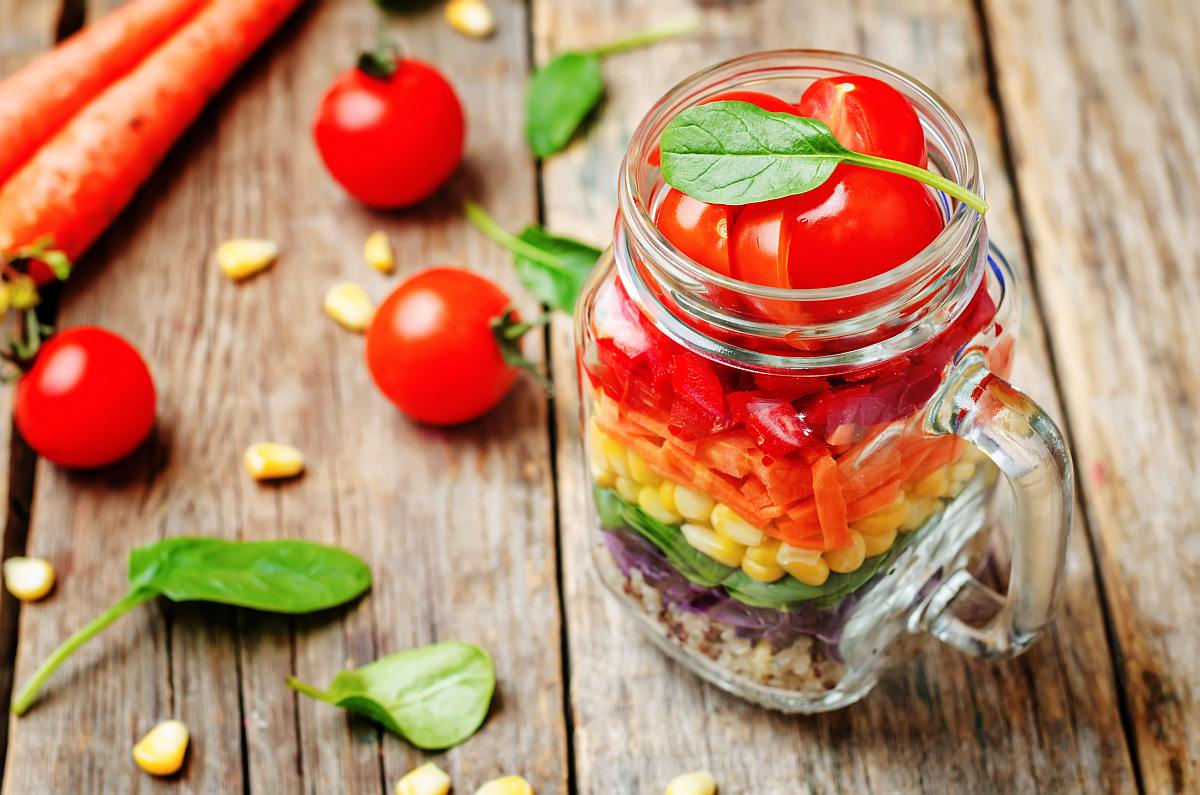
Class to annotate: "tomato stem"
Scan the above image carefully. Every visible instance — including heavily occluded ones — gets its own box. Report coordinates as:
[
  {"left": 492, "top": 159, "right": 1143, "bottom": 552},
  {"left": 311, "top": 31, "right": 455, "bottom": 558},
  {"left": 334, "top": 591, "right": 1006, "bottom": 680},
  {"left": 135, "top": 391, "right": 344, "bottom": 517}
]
[
  {"left": 463, "top": 201, "right": 577, "bottom": 276},
  {"left": 586, "top": 16, "right": 699, "bottom": 59},
  {"left": 844, "top": 152, "right": 989, "bottom": 215}
]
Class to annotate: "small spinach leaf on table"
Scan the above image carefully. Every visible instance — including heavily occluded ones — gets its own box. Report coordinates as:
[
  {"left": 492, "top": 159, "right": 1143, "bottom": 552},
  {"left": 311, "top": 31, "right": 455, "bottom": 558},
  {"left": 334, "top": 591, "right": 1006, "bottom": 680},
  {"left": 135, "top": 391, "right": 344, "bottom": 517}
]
[
  {"left": 526, "top": 52, "right": 605, "bottom": 159},
  {"left": 288, "top": 641, "right": 495, "bottom": 750},
  {"left": 514, "top": 226, "right": 601, "bottom": 312}
]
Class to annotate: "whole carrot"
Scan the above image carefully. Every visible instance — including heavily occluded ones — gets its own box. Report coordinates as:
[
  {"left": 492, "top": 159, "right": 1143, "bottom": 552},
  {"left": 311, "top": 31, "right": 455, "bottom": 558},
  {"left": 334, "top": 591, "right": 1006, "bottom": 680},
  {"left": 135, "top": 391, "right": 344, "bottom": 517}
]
[
  {"left": 0, "top": 0, "right": 206, "bottom": 185},
  {"left": 0, "top": 0, "right": 304, "bottom": 278}
]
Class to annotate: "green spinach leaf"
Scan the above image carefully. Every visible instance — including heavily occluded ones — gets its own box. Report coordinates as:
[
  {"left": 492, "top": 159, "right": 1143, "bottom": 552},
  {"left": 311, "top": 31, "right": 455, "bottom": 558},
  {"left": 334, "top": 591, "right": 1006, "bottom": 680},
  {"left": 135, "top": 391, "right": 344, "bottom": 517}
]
[
  {"left": 659, "top": 101, "right": 988, "bottom": 213},
  {"left": 12, "top": 538, "right": 371, "bottom": 715},
  {"left": 464, "top": 201, "right": 602, "bottom": 313},
  {"left": 525, "top": 17, "right": 698, "bottom": 158},
  {"left": 594, "top": 485, "right": 625, "bottom": 528},
  {"left": 526, "top": 52, "right": 605, "bottom": 159},
  {"left": 288, "top": 641, "right": 494, "bottom": 750}
]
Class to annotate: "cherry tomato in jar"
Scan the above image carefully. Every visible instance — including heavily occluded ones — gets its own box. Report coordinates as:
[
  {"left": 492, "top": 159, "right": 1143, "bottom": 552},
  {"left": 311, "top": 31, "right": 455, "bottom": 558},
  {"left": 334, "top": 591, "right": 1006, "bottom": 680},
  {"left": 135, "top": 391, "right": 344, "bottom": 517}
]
[
  {"left": 797, "top": 74, "right": 928, "bottom": 167},
  {"left": 654, "top": 189, "right": 737, "bottom": 277},
  {"left": 313, "top": 51, "right": 465, "bottom": 208},
  {"left": 366, "top": 267, "right": 519, "bottom": 425},
  {"left": 15, "top": 327, "right": 156, "bottom": 468}
]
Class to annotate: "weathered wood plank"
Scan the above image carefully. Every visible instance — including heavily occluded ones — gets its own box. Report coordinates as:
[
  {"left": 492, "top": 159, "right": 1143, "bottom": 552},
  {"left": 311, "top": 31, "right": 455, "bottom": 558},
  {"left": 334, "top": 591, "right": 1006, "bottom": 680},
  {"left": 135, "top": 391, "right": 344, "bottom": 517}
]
[
  {"left": 539, "top": 1, "right": 1135, "bottom": 792},
  {"left": 983, "top": 0, "right": 1199, "bottom": 791},
  {"left": 3, "top": 0, "right": 567, "bottom": 792},
  {"left": 0, "top": 0, "right": 67, "bottom": 781}
]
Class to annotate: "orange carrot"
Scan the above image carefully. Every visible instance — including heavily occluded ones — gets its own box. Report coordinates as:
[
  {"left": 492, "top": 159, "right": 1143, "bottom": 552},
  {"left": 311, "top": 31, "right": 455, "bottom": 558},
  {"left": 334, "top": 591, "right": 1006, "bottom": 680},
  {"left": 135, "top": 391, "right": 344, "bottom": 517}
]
[
  {"left": 0, "top": 0, "right": 204, "bottom": 185},
  {"left": 0, "top": 0, "right": 304, "bottom": 276},
  {"left": 812, "top": 454, "right": 852, "bottom": 550},
  {"left": 838, "top": 444, "right": 902, "bottom": 503},
  {"left": 846, "top": 477, "right": 903, "bottom": 522}
]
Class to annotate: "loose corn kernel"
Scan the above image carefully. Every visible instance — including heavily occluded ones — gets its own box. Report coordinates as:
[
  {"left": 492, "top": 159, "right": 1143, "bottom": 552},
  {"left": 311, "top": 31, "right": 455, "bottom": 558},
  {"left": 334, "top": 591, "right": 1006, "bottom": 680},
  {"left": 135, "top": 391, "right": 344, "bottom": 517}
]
[
  {"left": 776, "top": 543, "right": 822, "bottom": 568},
  {"left": 217, "top": 238, "right": 277, "bottom": 280},
  {"left": 665, "top": 770, "right": 717, "bottom": 795},
  {"left": 639, "top": 485, "right": 682, "bottom": 525},
  {"left": 599, "top": 436, "right": 631, "bottom": 478},
  {"left": 782, "top": 556, "right": 830, "bottom": 586},
  {"left": 446, "top": 0, "right": 496, "bottom": 39},
  {"left": 615, "top": 476, "right": 641, "bottom": 503},
  {"left": 825, "top": 530, "right": 866, "bottom": 573},
  {"left": 324, "top": 282, "right": 375, "bottom": 332},
  {"left": 659, "top": 481, "right": 678, "bottom": 513},
  {"left": 673, "top": 485, "right": 715, "bottom": 522},
  {"left": 743, "top": 539, "right": 781, "bottom": 565},
  {"left": 862, "top": 526, "right": 897, "bottom": 557},
  {"left": 628, "top": 453, "right": 663, "bottom": 487},
  {"left": 3, "top": 557, "right": 55, "bottom": 602},
  {"left": 681, "top": 523, "right": 745, "bottom": 567},
  {"left": 475, "top": 775, "right": 533, "bottom": 795},
  {"left": 710, "top": 504, "right": 764, "bottom": 546},
  {"left": 364, "top": 230, "right": 395, "bottom": 274},
  {"left": 741, "top": 556, "right": 785, "bottom": 582},
  {"left": 132, "top": 719, "right": 189, "bottom": 776},
  {"left": 244, "top": 442, "right": 305, "bottom": 481},
  {"left": 914, "top": 466, "right": 951, "bottom": 499},
  {"left": 851, "top": 494, "right": 909, "bottom": 535},
  {"left": 397, "top": 762, "right": 451, "bottom": 795},
  {"left": 900, "top": 497, "right": 940, "bottom": 531}
]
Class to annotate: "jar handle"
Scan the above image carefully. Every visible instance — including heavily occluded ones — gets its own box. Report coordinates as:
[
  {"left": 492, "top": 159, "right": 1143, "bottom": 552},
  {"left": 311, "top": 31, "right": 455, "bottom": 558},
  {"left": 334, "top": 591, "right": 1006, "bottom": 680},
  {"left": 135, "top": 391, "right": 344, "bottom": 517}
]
[{"left": 921, "top": 351, "right": 1073, "bottom": 658}]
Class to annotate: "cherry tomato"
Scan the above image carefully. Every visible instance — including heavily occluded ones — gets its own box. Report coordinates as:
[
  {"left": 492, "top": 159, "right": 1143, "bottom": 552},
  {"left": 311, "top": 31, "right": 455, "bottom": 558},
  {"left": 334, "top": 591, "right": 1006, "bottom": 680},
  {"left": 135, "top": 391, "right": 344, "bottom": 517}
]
[
  {"left": 314, "top": 55, "right": 464, "bottom": 208},
  {"left": 733, "top": 167, "right": 944, "bottom": 290},
  {"left": 654, "top": 189, "right": 736, "bottom": 276},
  {"left": 653, "top": 91, "right": 800, "bottom": 275},
  {"left": 797, "top": 74, "right": 927, "bottom": 167},
  {"left": 15, "top": 327, "right": 156, "bottom": 468},
  {"left": 366, "top": 268, "right": 518, "bottom": 425}
]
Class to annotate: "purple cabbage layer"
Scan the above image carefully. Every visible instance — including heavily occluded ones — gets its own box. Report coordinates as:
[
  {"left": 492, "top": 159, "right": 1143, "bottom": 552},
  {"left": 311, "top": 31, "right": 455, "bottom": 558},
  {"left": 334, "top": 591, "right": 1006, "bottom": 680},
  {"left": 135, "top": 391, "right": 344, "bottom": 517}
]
[{"left": 603, "top": 530, "right": 856, "bottom": 657}]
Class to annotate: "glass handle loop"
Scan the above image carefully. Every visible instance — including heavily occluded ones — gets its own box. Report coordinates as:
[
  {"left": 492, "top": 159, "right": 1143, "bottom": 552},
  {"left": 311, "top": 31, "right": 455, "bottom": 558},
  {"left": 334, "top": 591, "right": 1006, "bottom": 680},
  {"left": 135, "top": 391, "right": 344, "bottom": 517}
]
[{"left": 922, "top": 352, "right": 1073, "bottom": 658}]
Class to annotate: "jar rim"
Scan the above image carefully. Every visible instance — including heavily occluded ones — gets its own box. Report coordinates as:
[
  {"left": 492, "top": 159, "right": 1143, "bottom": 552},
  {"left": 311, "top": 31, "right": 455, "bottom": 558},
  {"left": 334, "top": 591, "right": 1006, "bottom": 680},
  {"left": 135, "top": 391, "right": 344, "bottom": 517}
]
[{"left": 617, "top": 49, "right": 985, "bottom": 303}]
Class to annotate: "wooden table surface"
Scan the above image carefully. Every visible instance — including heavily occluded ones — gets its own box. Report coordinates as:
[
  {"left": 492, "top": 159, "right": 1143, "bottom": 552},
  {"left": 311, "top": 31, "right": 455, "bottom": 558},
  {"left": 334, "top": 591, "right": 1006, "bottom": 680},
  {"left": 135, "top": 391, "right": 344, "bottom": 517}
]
[{"left": 0, "top": 0, "right": 1196, "bottom": 792}]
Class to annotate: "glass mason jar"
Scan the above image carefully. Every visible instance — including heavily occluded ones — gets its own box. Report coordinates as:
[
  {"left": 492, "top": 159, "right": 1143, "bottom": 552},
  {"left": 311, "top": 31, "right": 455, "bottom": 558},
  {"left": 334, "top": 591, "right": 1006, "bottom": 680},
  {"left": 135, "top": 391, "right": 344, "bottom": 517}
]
[{"left": 574, "top": 51, "right": 1073, "bottom": 713}]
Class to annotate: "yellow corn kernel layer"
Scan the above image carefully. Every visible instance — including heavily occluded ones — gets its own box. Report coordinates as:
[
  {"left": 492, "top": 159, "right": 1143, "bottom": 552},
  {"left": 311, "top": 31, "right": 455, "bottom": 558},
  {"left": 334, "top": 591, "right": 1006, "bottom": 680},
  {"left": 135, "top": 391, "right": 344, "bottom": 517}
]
[
  {"left": 397, "top": 762, "right": 451, "bottom": 795},
  {"left": 589, "top": 419, "right": 981, "bottom": 579},
  {"left": 133, "top": 720, "right": 189, "bottom": 776}
]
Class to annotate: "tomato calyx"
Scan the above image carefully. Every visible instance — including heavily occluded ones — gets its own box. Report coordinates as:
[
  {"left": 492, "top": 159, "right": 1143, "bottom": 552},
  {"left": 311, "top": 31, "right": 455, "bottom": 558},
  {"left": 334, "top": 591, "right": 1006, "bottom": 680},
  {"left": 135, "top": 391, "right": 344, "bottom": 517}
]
[
  {"left": 489, "top": 307, "right": 551, "bottom": 390},
  {"left": 0, "top": 239, "right": 71, "bottom": 372},
  {"left": 356, "top": 39, "right": 403, "bottom": 80}
]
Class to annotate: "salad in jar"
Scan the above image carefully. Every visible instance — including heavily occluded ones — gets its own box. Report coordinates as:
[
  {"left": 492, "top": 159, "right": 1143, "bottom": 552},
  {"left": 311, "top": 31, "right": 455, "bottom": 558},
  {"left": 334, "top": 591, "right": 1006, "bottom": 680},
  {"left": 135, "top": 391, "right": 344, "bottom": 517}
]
[{"left": 575, "top": 52, "right": 1069, "bottom": 712}]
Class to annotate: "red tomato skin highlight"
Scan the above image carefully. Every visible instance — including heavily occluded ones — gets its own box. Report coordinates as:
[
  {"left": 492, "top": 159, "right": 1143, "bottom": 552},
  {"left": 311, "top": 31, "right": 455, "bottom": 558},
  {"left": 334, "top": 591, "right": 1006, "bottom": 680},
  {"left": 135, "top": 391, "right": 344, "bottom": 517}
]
[
  {"left": 15, "top": 326, "right": 156, "bottom": 469},
  {"left": 313, "top": 60, "right": 465, "bottom": 208},
  {"left": 785, "top": 166, "right": 945, "bottom": 288},
  {"left": 365, "top": 267, "right": 518, "bottom": 426},
  {"left": 797, "top": 74, "right": 928, "bottom": 167}
]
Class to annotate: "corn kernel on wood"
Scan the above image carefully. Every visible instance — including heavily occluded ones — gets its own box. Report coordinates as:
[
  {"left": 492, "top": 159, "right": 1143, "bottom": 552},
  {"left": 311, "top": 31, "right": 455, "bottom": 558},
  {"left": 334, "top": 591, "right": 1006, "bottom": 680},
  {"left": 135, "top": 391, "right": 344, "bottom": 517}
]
[
  {"left": 446, "top": 0, "right": 496, "bottom": 38},
  {"left": 397, "top": 762, "right": 451, "bottom": 795},
  {"left": 474, "top": 775, "right": 533, "bottom": 795},
  {"left": 217, "top": 238, "right": 277, "bottom": 280},
  {"left": 132, "top": 720, "right": 189, "bottom": 776},
  {"left": 244, "top": 442, "right": 305, "bottom": 481},
  {"left": 364, "top": 230, "right": 395, "bottom": 273},
  {"left": 665, "top": 770, "right": 717, "bottom": 795},
  {"left": 3, "top": 556, "right": 55, "bottom": 602},
  {"left": 324, "top": 282, "right": 375, "bottom": 332}
]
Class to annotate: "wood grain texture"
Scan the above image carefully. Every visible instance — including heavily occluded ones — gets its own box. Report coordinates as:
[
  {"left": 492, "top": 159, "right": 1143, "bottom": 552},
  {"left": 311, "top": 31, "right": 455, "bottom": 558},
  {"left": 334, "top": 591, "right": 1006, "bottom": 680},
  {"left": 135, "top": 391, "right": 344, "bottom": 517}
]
[
  {"left": 983, "top": 0, "right": 1200, "bottom": 792},
  {"left": 2, "top": 0, "right": 567, "bottom": 792},
  {"left": 538, "top": 0, "right": 1135, "bottom": 792},
  {"left": 0, "top": 0, "right": 65, "bottom": 779}
]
